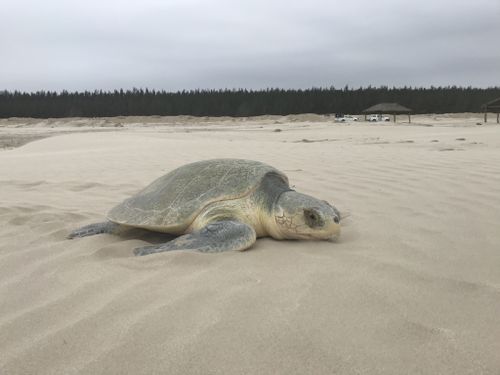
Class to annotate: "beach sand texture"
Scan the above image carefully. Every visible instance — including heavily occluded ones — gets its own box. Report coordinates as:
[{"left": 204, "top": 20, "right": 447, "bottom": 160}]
[{"left": 1, "top": 114, "right": 499, "bottom": 374}]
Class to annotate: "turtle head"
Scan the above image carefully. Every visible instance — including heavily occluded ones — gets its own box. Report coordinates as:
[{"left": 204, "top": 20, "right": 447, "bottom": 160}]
[{"left": 272, "top": 191, "right": 341, "bottom": 241}]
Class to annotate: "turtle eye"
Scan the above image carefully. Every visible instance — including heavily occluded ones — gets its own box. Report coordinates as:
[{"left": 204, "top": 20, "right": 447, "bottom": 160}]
[
  {"left": 304, "top": 208, "right": 323, "bottom": 228},
  {"left": 334, "top": 216, "right": 340, "bottom": 224}
]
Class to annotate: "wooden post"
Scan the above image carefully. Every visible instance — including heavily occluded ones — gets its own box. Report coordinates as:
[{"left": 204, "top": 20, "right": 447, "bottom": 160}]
[
  {"left": 393, "top": 114, "right": 396, "bottom": 122},
  {"left": 497, "top": 112, "right": 499, "bottom": 123},
  {"left": 408, "top": 114, "right": 411, "bottom": 123},
  {"left": 484, "top": 111, "right": 487, "bottom": 123}
]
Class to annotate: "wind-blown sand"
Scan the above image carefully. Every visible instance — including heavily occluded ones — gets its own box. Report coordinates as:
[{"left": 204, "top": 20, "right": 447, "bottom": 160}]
[{"left": 1, "top": 114, "right": 499, "bottom": 375}]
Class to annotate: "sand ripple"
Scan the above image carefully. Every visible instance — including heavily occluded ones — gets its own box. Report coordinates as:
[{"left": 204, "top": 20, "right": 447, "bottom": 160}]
[{"left": 1, "top": 116, "right": 500, "bottom": 374}]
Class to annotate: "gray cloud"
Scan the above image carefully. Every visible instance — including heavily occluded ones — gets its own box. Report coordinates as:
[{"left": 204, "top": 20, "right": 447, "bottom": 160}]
[{"left": 1, "top": 0, "right": 499, "bottom": 91}]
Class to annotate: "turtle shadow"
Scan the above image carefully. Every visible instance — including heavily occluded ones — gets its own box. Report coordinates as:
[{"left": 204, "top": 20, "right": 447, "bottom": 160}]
[
  {"left": 118, "top": 227, "right": 177, "bottom": 244},
  {"left": 91, "top": 228, "right": 177, "bottom": 260}
]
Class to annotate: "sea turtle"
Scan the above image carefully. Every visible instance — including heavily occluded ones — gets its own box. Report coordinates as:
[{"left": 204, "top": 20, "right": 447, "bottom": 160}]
[{"left": 68, "top": 158, "right": 341, "bottom": 256}]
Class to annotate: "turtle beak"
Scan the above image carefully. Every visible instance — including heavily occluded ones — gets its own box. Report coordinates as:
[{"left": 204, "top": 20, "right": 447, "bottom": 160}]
[{"left": 326, "top": 215, "right": 341, "bottom": 241}]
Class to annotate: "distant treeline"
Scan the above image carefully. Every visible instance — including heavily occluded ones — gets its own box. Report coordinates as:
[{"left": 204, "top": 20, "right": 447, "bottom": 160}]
[{"left": 1, "top": 86, "right": 499, "bottom": 118}]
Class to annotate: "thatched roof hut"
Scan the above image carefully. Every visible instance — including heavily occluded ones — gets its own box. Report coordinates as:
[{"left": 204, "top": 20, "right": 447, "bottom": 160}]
[
  {"left": 363, "top": 102, "right": 412, "bottom": 122},
  {"left": 482, "top": 97, "right": 500, "bottom": 123}
]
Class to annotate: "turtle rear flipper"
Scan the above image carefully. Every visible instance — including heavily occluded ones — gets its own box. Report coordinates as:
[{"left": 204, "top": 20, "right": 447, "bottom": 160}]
[
  {"left": 67, "top": 221, "right": 121, "bottom": 239},
  {"left": 133, "top": 220, "right": 256, "bottom": 256}
]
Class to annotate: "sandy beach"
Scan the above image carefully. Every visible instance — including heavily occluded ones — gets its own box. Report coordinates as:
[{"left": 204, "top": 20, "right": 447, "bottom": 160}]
[{"left": 1, "top": 114, "right": 499, "bottom": 375}]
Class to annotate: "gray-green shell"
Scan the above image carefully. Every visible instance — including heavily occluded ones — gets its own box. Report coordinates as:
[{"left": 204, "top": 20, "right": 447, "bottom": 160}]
[{"left": 107, "top": 159, "right": 289, "bottom": 232}]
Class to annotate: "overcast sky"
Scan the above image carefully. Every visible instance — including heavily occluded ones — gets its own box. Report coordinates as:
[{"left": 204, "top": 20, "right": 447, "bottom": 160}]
[{"left": 1, "top": 0, "right": 499, "bottom": 92}]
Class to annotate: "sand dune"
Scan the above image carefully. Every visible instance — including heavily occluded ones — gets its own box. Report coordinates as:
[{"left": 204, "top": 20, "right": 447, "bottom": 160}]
[{"left": 1, "top": 114, "right": 499, "bottom": 374}]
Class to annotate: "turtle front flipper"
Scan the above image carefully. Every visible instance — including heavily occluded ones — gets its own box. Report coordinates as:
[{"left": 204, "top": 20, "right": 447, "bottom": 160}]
[
  {"left": 67, "top": 221, "right": 121, "bottom": 239},
  {"left": 133, "top": 220, "right": 256, "bottom": 256}
]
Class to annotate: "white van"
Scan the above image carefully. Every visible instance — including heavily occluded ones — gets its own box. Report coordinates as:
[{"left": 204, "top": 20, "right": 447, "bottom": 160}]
[
  {"left": 368, "top": 114, "right": 390, "bottom": 122},
  {"left": 335, "top": 115, "right": 359, "bottom": 122}
]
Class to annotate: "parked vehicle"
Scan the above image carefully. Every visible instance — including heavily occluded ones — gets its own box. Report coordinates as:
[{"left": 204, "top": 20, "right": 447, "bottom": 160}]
[
  {"left": 367, "top": 114, "right": 390, "bottom": 122},
  {"left": 335, "top": 115, "right": 359, "bottom": 122}
]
